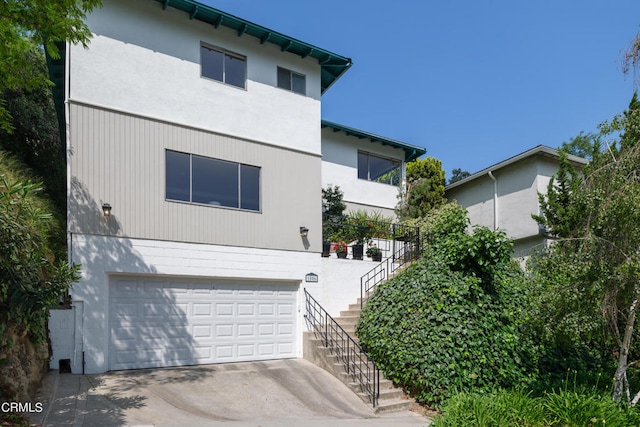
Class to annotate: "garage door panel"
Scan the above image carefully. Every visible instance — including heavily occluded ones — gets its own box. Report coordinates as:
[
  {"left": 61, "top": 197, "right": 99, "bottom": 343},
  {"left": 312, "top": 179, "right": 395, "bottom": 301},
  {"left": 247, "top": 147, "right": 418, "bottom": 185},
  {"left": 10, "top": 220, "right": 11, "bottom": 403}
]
[
  {"left": 237, "top": 304, "right": 254, "bottom": 316},
  {"left": 215, "top": 303, "right": 234, "bottom": 316},
  {"left": 192, "top": 303, "right": 212, "bottom": 317},
  {"left": 109, "top": 277, "right": 297, "bottom": 370},
  {"left": 278, "top": 303, "right": 294, "bottom": 316}
]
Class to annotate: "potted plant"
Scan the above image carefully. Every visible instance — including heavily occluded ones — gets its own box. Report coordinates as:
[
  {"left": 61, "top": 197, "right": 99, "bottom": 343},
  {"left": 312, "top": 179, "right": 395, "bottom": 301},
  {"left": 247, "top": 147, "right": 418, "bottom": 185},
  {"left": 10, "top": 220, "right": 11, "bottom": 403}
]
[
  {"left": 334, "top": 243, "right": 348, "bottom": 259},
  {"left": 348, "top": 216, "right": 374, "bottom": 260},
  {"left": 322, "top": 186, "right": 347, "bottom": 257},
  {"left": 366, "top": 244, "right": 383, "bottom": 262}
]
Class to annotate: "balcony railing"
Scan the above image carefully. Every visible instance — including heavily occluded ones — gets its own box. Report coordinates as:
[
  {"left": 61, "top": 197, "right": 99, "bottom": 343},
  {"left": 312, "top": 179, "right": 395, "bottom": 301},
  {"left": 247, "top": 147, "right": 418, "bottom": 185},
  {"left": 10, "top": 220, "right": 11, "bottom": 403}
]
[{"left": 322, "top": 214, "right": 420, "bottom": 261}]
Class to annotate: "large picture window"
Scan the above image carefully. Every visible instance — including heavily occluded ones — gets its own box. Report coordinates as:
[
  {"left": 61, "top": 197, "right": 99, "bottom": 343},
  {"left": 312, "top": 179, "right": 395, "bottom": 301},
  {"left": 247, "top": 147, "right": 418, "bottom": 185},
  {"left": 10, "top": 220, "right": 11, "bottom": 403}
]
[
  {"left": 357, "top": 151, "right": 401, "bottom": 186},
  {"left": 200, "top": 44, "right": 246, "bottom": 89},
  {"left": 166, "top": 150, "right": 260, "bottom": 211}
]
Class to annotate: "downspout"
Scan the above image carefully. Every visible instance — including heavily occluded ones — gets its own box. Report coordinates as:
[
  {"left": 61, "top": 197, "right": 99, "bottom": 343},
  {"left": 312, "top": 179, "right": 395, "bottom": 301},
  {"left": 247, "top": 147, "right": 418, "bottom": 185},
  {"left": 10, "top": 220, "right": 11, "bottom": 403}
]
[
  {"left": 64, "top": 42, "right": 85, "bottom": 373},
  {"left": 65, "top": 40, "right": 72, "bottom": 265},
  {"left": 487, "top": 171, "right": 497, "bottom": 230}
]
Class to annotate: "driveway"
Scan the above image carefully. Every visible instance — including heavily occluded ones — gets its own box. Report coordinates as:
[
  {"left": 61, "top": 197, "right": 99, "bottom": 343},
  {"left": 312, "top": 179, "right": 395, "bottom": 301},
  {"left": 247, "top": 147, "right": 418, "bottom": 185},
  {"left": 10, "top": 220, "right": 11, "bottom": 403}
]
[{"left": 31, "top": 359, "right": 431, "bottom": 426}]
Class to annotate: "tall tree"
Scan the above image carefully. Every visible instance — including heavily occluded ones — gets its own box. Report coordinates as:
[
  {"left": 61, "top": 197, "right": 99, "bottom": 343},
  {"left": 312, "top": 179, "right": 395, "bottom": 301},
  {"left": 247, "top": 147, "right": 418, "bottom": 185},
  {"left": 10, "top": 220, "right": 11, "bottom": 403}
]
[
  {"left": 0, "top": 48, "right": 66, "bottom": 212},
  {"left": 533, "top": 93, "right": 640, "bottom": 403},
  {"left": 396, "top": 156, "right": 446, "bottom": 220},
  {"left": 558, "top": 131, "right": 600, "bottom": 161},
  {"left": 0, "top": 0, "right": 101, "bottom": 132},
  {"left": 448, "top": 168, "right": 471, "bottom": 184},
  {"left": 623, "top": 32, "right": 640, "bottom": 83}
]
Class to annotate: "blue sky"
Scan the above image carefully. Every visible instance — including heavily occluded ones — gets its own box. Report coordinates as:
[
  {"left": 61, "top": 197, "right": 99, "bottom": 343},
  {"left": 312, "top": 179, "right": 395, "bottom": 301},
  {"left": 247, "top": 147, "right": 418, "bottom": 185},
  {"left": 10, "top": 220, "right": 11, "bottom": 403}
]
[{"left": 204, "top": 1, "right": 640, "bottom": 180}]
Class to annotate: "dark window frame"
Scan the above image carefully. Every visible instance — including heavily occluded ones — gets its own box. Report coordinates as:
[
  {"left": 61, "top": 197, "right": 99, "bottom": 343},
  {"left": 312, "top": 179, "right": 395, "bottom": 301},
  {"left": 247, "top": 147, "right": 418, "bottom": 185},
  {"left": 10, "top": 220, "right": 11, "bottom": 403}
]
[
  {"left": 165, "top": 150, "right": 261, "bottom": 212},
  {"left": 200, "top": 43, "right": 247, "bottom": 89},
  {"left": 277, "top": 66, "right": 306, "bottom": 95},
  {"left": 357, "top": 151, "right": 402, "bottom": 187}
]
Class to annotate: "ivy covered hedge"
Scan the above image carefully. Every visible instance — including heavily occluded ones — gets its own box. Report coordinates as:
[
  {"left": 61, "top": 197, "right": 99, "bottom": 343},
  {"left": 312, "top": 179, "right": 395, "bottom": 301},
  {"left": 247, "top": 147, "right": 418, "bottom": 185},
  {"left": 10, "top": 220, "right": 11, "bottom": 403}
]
[{"left": 356, "top": 203, "right": 535, "bottom": 405}]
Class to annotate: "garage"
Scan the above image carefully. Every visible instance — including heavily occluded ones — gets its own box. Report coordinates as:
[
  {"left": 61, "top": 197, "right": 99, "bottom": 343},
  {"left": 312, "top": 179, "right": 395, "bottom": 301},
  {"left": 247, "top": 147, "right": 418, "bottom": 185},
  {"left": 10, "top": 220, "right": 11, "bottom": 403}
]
[{"left": 109, "top": 276, "right": 298, "bottom": 371}]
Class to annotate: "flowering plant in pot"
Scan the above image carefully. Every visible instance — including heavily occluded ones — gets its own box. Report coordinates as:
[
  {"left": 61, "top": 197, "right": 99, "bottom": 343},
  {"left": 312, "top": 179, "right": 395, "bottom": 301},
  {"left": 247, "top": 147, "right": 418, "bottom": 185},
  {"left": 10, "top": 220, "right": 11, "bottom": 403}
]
[{"left": 334, "top": 243, "right": 348, "bottom": 259}]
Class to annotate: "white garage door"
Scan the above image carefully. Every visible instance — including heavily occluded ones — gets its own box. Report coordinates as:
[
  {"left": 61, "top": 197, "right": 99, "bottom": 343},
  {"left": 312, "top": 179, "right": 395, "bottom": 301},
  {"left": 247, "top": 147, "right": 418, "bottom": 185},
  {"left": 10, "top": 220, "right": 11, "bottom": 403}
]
[{"left": 109, "top": 276, "right": 298, "bottom": 370}]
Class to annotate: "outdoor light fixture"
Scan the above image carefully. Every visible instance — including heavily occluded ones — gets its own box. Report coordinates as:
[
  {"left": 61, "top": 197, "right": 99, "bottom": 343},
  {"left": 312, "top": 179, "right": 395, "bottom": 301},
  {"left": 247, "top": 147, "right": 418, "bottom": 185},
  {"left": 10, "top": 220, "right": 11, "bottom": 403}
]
[
  {"left": 102, "top": 203, "right": 112, "bottom": 218},
  {"left": 299, "top": 226, "right": 309, "bottom": 238}
]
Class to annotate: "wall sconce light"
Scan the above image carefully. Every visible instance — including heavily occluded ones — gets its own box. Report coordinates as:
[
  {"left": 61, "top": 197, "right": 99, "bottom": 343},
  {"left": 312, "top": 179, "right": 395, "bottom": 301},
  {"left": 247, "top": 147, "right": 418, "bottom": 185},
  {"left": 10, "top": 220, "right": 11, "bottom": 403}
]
[
  {"left": 299, "top": 226, "right": 309, "bottom": 238},
  {"left": 102, "top": 203, "right": 112, "bottom": 218}
]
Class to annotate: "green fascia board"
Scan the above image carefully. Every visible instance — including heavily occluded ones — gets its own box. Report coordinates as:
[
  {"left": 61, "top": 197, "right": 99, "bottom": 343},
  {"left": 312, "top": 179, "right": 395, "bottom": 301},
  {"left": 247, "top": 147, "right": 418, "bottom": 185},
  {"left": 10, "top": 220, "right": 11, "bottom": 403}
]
[
  {"left": 321, "top": 120, "right": 426, "bottom": 162},
  {"left": 154, "top": 0, "right": 352, "bottom": 93}
]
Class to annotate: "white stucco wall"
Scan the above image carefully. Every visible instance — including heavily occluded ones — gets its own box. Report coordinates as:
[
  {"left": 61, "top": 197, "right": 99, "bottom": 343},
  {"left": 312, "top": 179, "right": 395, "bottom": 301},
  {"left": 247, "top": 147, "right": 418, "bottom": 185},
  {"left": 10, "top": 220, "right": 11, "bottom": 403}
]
[
  {"left": 321, "top": 128, "right": 405, "bottom": 213},
  {"left": 446, "top": 153, "right": 567, "bottom": 255},
  {"left": 59, "top": 234, "right": 324, "bottom": 373},
  {"left": 71, "top": 0, "right": 322, "bottom": 155},
  {"left": 53, "top": 234, "right": 383, "bottom": 373}
]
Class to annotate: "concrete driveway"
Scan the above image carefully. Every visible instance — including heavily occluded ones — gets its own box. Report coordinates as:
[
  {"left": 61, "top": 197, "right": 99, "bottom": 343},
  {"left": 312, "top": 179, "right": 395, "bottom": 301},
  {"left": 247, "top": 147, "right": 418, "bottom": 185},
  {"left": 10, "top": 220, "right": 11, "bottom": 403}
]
[{"left": 31, "top": 359, "right": 430, "bottom": 426}]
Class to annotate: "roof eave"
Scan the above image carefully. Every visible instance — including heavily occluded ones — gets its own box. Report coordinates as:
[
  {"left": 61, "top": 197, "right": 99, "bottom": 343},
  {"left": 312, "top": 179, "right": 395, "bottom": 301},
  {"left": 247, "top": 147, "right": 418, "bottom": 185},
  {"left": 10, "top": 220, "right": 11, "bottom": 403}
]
[
  {"left": 321, "top": 119, "right": 426, "bottom": 162},
  {"left": 154, "top": 0, "right": 352, "bottom": 93},
  {"left": 445, "top": 145, "right": 589, "bottom": 191}
]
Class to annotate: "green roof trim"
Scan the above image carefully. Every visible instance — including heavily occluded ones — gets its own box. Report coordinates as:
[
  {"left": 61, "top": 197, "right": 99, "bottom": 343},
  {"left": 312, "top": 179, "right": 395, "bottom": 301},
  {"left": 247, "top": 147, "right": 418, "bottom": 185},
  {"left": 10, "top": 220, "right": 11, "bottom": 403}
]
[
  {"left": 321, "top": 120, "right": 426, "bottom": 162},
  {"left": 153, "top": 0, "right": 352, "bottom": 94}
]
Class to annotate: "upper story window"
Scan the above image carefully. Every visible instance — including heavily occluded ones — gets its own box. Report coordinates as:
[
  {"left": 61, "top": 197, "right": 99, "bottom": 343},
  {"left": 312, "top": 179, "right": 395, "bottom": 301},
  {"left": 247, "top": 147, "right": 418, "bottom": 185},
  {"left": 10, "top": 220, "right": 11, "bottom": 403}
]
[
  {"left": 358, "top": 151, "right": 402, "bottom": 186},
  {"left": 277, "top": 67, "right": 306, "bottom": 95},
  {"left": 200, "top": 43, "right": 246, "bottom": 89},
  {"left": 166, "top": 150, "right": 260, "bottom": 212}
]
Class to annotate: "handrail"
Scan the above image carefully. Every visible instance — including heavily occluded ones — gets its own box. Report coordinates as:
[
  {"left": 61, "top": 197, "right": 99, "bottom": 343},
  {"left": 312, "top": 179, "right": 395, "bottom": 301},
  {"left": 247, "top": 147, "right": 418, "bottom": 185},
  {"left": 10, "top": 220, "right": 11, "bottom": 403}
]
[
  {"left": 361, "top": 227, "right": 421, "bottom": 308},
  {"left": 304, "top": 288, "right": 380, "bottom": 408}
]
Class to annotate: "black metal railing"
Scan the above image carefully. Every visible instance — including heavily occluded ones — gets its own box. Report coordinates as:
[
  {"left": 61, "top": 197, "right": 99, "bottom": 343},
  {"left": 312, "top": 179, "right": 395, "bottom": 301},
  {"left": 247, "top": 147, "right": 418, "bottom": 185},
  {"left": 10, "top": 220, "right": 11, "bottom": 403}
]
[
  {"left": 304, "top": 289, "right": 380, "bottom": 408},
  {"left": 322, "top": 214, "right": 420, "bottom": 261},
  {"left": 361, "top": 225, "right": 421, "bottom": 308}
]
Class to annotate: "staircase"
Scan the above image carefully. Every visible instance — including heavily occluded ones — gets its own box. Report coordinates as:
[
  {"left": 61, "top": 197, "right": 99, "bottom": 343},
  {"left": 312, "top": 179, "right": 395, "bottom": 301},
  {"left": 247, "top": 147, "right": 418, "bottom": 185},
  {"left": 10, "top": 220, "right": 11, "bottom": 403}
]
[
  {"left": 303, "top": 233, "right": 421, "bottom": 414},
  {"left": 304, "top": 332, "right": 412, "bottom": 414},
  {"left": 304, "top": 290, "right": 413, "bottom": 414}
]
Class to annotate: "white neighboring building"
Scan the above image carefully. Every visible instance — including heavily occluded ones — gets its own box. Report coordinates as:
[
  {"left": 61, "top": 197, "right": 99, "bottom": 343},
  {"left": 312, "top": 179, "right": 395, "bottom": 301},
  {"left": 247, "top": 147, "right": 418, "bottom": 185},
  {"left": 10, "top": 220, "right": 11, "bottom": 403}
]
[
  {"left": 445, "top": 145, "right": 587, "bottom": 257},
  {"left": 47, "top": 0, "right": 424, "bottom": 374}
]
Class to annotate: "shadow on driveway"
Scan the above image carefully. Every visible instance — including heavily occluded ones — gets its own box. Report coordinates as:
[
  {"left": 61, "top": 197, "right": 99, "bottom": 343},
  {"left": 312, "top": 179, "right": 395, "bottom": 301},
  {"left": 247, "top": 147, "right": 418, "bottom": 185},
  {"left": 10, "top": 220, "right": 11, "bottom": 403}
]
[{"left": 31, "top": 359, "right": 430, "bottom": 426}]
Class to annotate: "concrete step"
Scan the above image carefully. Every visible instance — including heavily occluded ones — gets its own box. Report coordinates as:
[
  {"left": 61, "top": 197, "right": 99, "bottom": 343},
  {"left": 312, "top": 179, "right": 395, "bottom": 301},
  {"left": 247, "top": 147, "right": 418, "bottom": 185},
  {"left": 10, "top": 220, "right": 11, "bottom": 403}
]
[
  {"left": 339, "top": 309, "right": 361, "bottom": 317},
  {"left": 373, "top": 398, "right": 414, "bottom": 415},
  {"left": 357, "top": 387, "right": 405, "bottom": 403},
  {"left": 335, "top": 316, "right": 359, "bottom": 326}
]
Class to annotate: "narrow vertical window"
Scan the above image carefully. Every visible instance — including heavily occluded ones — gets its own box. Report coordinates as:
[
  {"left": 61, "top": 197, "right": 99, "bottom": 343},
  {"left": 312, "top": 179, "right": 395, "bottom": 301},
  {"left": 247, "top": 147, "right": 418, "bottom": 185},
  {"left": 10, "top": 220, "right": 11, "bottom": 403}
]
[{"left": 166, "top": 151, "right": 190, "bottom": 202}]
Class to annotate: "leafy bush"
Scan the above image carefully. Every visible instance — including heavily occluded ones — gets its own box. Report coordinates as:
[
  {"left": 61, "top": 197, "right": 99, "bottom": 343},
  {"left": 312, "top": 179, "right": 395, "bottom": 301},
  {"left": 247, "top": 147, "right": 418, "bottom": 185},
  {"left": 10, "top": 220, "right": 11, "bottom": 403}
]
[
  {"left": 357, "top": 203, "right": 535, "bottom": 405},
  {"left": 432, "top": 389, "right": 545, "bottom": 427},
  {"left": 0, "top": 151, "right": 80, "bottom": 349},
  {"left": 433, "top": 386, "right": 640, "bottom": 426},
  {"left": 356, "top": 257, "right": 532, "bottom": 405}
]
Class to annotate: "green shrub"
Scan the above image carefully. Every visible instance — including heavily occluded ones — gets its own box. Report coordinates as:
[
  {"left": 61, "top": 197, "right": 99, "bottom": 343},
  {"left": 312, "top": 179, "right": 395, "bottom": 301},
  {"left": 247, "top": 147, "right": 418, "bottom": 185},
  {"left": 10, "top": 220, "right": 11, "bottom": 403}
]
[
  {"left": 356, "top": 258, "right": 532, "bottom": 405},
  {"left": 0, "top": 151, "right": 80, "bottom": 348},
  {"left": 432, "top": 389, "right": 545, "bottom": 427},
  {"left": 433, "top": 387, "right": 640, "bottom": 426},
  {"left": 357, "top": 203, "right": 534, "bottom": 405}
]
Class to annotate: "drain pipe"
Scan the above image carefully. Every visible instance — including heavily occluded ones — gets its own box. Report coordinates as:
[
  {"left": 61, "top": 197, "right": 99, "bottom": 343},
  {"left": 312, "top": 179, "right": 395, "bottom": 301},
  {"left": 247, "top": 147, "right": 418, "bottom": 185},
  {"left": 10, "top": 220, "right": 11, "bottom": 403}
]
[{"left": 487, "top": 171, "right": 498, "bottom": 230}]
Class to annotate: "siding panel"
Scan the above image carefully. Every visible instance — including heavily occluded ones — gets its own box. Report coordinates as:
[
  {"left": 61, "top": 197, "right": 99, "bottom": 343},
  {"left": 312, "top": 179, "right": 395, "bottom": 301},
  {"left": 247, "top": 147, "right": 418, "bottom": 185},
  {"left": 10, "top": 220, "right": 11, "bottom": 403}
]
[{"left": 69, "top": 103, "right": 321, "bottom": 252}]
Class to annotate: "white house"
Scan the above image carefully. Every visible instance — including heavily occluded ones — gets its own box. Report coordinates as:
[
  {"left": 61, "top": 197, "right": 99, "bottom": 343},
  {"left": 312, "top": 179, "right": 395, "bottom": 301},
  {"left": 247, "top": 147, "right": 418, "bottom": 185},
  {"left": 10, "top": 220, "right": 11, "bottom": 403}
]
[
  {"left": 47, "top": 0, "right": 424, "bottom": 374},
  {"left": 321, "top": 120, "right": 425, "bottom": 219},
  {"left": 445, "top": 145, "right": 588, "bottom": 257}
]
